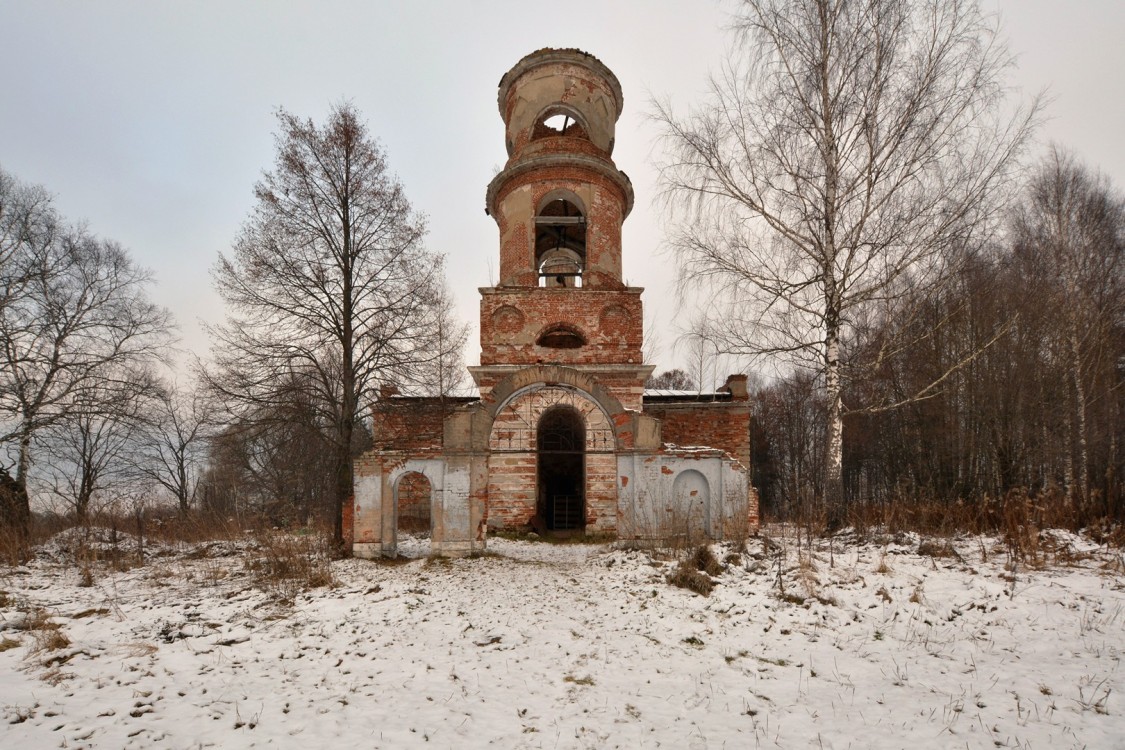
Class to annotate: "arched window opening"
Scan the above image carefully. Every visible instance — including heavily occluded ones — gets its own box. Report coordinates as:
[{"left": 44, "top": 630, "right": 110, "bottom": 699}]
[
  {"left": 537, "top": 325, "right": 586, "bottom": 350},
  {"left": 538, "top": 247, "right": 583, "bottom": 288},
  {"left": 396, "top": 471, "right": 432, "bottom": 536},
  {"left": 535, "top": 198, "right": 585, "bottom": 287},
  {"left": 537, "top": 406, "right": 585, "bottom": 531},
  {"left": 532, "top": 109, "right": 591, "bottom": 141}
]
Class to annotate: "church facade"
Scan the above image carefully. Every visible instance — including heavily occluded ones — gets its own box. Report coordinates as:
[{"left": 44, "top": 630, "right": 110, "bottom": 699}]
[{"left": 348, "top": 49, "right": 758, "bottom": 557}]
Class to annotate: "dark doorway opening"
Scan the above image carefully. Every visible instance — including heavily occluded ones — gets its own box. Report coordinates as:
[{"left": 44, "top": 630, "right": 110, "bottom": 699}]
[
  {"left": 537, "top": 406, "right": 585, "bottom": 531},
  {"left": 396, "top": 471, "right": 432, "bottom": 536}
]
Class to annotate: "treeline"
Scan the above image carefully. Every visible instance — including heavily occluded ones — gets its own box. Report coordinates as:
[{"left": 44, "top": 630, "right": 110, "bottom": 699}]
[
  {"left": 751, "top": 149, "right": 1124, "bottom": 530},
  {"left": 1, "top": 104, "right": 466, "bottom": 553}
]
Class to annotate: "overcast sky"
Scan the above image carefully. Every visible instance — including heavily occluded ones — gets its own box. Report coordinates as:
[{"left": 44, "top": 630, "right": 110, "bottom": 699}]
[{"left": 2, "top": 0, "right": 1122, "bottom": 377}]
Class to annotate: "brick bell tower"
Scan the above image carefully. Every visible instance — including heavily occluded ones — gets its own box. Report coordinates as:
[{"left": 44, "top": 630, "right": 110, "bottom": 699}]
[
  {"left": 349, "top": 49, "right": 755, "bottom": 556},
  {"left": 472, "top": 49, "right": 651, "bottom": 410}
]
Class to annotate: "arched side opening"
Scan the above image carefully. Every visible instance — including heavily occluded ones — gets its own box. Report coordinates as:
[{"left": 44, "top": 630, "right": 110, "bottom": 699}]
[
  {"left": 536, "top": 406, "right": 585, "bottom": 532},
  {"left": 671, "top": 469, "right": 711, "bottom": 544},
  {"left": 536, "top": 324, "right": 586, "bottom": 350},
  {"left": 531, "top": 106, "right": 591, "bottom": 142},
  {"left": 535, "top": 197, "right": 585, "bottom": 287},
  {"left": 395, "top": 471, "right": 433, "bottom": 536}
]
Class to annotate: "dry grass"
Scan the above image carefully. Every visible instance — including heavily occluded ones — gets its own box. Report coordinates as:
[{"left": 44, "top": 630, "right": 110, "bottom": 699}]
[
  {"left": 916, "top": 539, "right": 959, "bottom": 558},
  {"left": 32, "top": 627, "right": 70, "bottom": 653},
  {"left": 147, "top": 512, "right": 248, "bottom": 545},
  {"left": 666, "top": 561, "right": 714, "bottom": 596},
  {"left": 245, "top": 529, "right": 335, "bottom": 601},
  {"left": 667, "top": 545, "right": 724, "bottom": 596},
  {"left": 17, "top": 607, "right": 71, "bottom": 653},
  {"left": 0, "top": 514, "right": 67, "bottom": 565},
  {"left": 118, "top": 641, "right": 159, "bottom": 658},
  {"left": 767, "top": 484, "right": 1123, "bottom": 564},
  {"left": 838, "top": 485, "right": 1118, "bottom": 543},
  {"left": 691, "top": 545, "right": 724, "bottom": 577}
]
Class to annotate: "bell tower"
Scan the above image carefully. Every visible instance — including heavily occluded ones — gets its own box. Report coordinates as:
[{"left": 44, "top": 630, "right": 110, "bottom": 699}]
[
  {"left": 350, "top": 49, "right": 757, "bottom": 557},
  {"left": 473, "top": 49, "right": 651, "bottom": 410}
]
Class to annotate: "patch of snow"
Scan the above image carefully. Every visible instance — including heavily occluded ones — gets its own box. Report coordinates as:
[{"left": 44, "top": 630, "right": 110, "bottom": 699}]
[{"left": 1, "top": 527, "right": 1122, "bottom": 748}]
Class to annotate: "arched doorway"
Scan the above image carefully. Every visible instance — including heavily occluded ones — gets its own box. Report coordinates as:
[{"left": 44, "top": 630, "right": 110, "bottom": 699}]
[
  {"left": 396, "top": 471, "right": 432, "bottom": 536},
  {"left": 537, "top": 406, "right": 585, "bottom": 531}
]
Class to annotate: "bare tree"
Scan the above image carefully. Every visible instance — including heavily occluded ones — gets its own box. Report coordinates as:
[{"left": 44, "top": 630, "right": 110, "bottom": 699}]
[
  {"left": 0, "top": 169, "right": 56, "bottom": 314},
  {"left": 0, "top": 168, "right": 173, "bottom": 536},
  {"left": 1011, "top": 147, "right": 1124, "bottom": 505},
  {"left": 135, "top": 378, "right": 212, "bottom": 516},
  {"left": 38, "top": 366, "right": 157, "bottom": 524},
  {"left": 655, "top": 0, "right": 1038, "bottom": 513},
  {"left": 646, "top": 368, "right": 697, "bottom": 391},
  {"left": 207, "top": 103, "right": 459, "bottom": 548},
  {"left": 753, "top": 372, "right": 827, "bottom": 519},
  {"left": 399, "top": 280, "right": 470, "bottom": 398}
]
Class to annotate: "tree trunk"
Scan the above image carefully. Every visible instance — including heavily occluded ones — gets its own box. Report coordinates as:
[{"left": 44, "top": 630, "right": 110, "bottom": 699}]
[
  {"left": 178, "top": 461, "right": 190, "bottom": 516},
  {"left": 824, "top": 324, "right": 845, "bottom": 527},
  {"left": 11, "top": 427, "right": 34, "bottom": 539},
  {"left": 1068, "top": 324, "right": 1090, "bottom": 505}
]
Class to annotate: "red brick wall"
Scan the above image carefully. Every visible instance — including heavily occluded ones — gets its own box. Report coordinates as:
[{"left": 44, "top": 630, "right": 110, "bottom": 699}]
[
  {"left": 485, "top": 452, "right": 617, "bottom": 532},
  {"left": 502, "top": 59, "right": 620, "bottom": 158},
  {"left": 487, "top": 452, "right": 537, "bottom": 529},
  {"left": 480, "top": 288, "right": 643, "bottom": 368},
  {"left": 370, "top": 399, "right": 460, "bottom": 454},
  {"left": 486, "top": 386, "right": 619, "bottom": 532},
  {"left": 644, "top": 403, "right": 753, "bottom": 470}
]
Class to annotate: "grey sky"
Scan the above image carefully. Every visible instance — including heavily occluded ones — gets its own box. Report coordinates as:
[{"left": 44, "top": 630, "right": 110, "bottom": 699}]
[{"left": 2, "top": 0, "right": 1122, "bottom": 376}]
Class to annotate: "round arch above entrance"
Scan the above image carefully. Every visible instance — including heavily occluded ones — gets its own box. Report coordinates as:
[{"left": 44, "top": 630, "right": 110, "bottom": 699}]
[
  {"left": 488, "top": 384, "right": 614, "bottom": 453},
  {"left": 480, "top": 365, "right": 633, "bottom": 452},
  {"left": 482, "top": 370, "right": 626, "bottom": 536},
  {"left": 394, "top": 471, "right": 432, "bottom": 534}
]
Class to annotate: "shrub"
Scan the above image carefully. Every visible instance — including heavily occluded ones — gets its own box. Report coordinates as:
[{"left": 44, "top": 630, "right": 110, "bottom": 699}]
[
  {"left": 667, "top": 560, "right": 714, "bottom": 596},
  {"left": 246, "top": 529, "right": 335, "bottom": 600},
  {"left": 691, "top": 545, "right": 724, "bottom": 577}
]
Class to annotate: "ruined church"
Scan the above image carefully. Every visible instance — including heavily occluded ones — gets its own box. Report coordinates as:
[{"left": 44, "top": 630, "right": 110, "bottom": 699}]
[{"left": 348, "top": 49, "right": 759, "bottom": 557}]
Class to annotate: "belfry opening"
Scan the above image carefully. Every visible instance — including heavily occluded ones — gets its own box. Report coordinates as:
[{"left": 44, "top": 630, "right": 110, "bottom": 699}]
[
  {"left": 536, "top": 406, "right": 585, "bottom": 531},
  {"left": 536, "top": 197, "right": 585, "bottom": 288}
]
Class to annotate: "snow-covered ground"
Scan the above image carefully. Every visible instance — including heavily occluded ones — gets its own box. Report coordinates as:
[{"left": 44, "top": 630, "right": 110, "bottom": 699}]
[{"left": 1, "top": 527, "right": 1123, "bottom": 749}]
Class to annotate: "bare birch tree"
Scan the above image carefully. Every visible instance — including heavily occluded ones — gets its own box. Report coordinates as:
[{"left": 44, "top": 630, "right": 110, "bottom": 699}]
[
  {"left": 207, "top": 104, "right": 458, "bottom": 548},
  {"left": 655, "top": 0, "right": 1038, "bottom": 513},
  {"left": 1011, "top": 147, "right": 1124, "bottom": 505}
]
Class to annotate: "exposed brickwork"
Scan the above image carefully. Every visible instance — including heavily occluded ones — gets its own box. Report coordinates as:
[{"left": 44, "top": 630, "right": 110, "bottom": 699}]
[
  {"left": 479, "top": 288, "right": 643, "bottom": 366},
  {"left": 371, "top": 398, "right": 470, "bottom": 454},
  {"left": 644, "top": 402, "right": 753, "bottom": 470},
  {"left": 487, "top": 386, "right": 617, "bottom": 531},
  {"left": 396, "top": 471, "right": 432, "bottom": 532},
  {"left": 499, "top": 53, "right": 622, "bottom": 159},
  {"left": 491, "top": 166, "right": 628, "bottom": 288},
  {"left": 486, "top": 452, "right": 536, "bottom": 529}
]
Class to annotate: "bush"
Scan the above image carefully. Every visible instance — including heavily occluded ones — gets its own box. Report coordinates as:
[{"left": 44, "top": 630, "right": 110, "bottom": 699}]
[
  {"left": 691, "top": 545, "right": 724, "bottom": 577},
  {"left": 667, "top": 561, "right": 714, "bottom": 596},
  {"left": 246, "top": 529, "right": 335, "bottom": 601}
]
